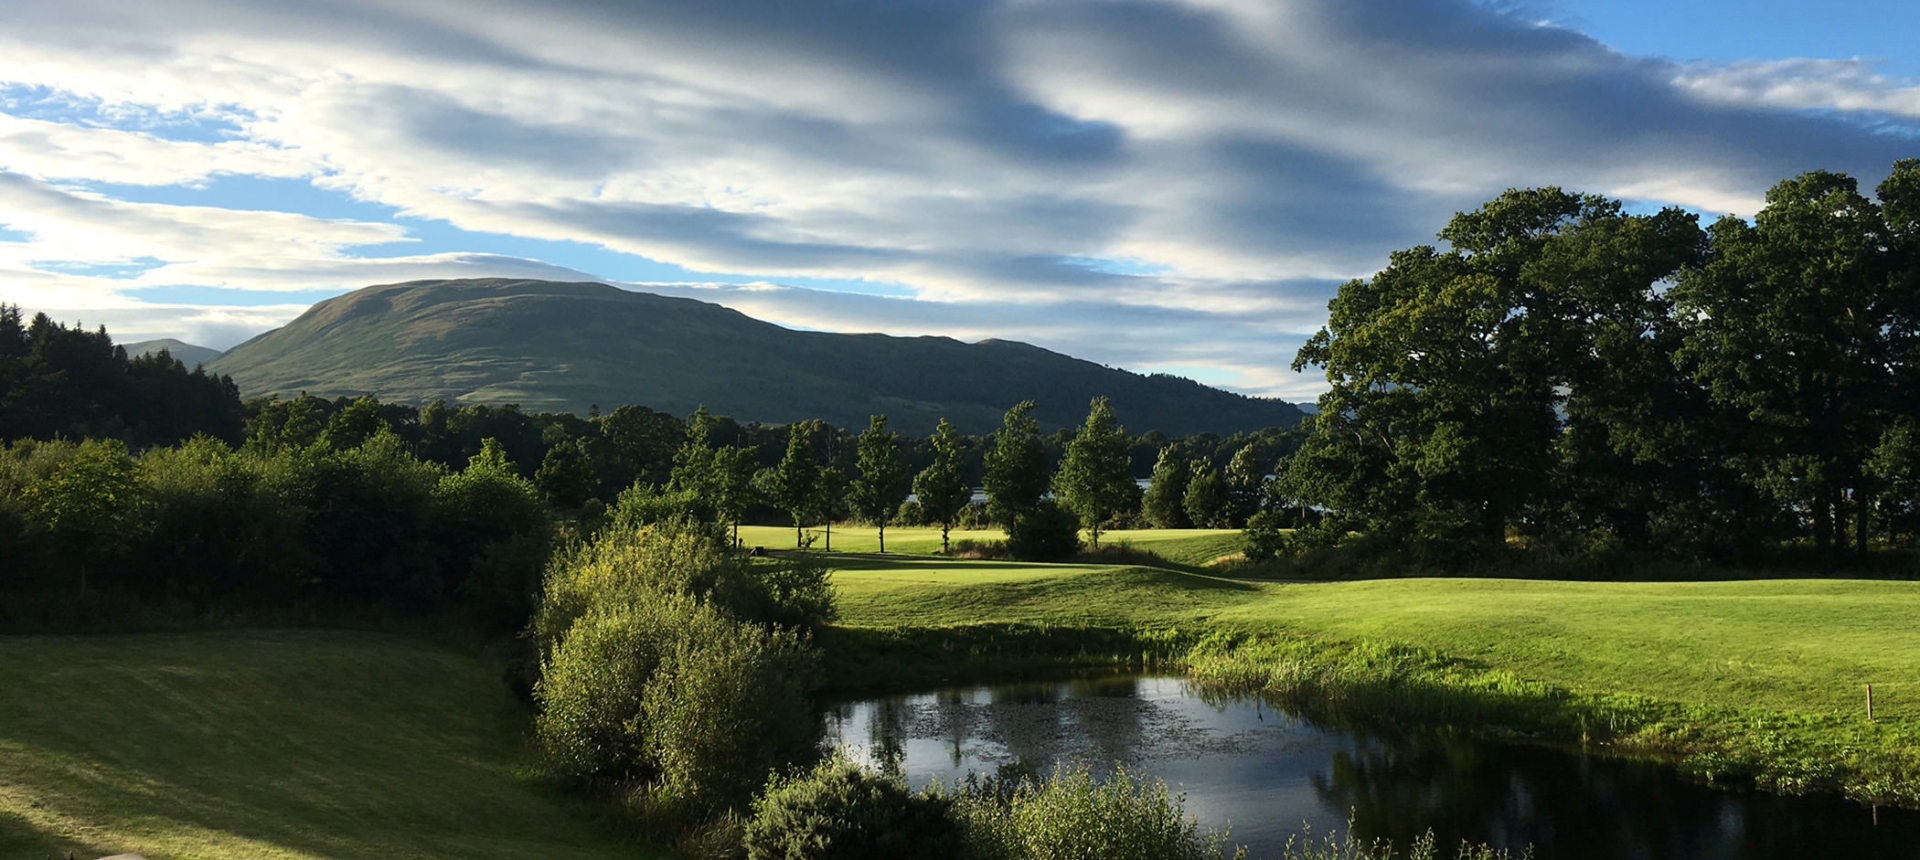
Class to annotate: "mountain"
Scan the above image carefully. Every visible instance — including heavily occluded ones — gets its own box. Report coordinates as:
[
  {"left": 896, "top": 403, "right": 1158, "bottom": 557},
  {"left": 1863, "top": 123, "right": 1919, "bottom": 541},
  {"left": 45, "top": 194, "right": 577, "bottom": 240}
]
[
  {"left": 208, "top": 279, "right": 1303, "bottom": 435},
  {"left": 122, "top": 338, "right": 225, "bottom": 368}
]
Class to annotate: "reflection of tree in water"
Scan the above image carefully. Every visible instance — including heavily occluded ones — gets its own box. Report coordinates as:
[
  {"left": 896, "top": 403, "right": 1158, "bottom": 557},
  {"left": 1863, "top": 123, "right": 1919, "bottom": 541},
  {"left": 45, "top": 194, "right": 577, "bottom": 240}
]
[
  {"left": 865, "top": 696, "right": 912, "bottom": 776},
  {"left": 1313, "top": 733, "right": 1920, "bottom": 860}
]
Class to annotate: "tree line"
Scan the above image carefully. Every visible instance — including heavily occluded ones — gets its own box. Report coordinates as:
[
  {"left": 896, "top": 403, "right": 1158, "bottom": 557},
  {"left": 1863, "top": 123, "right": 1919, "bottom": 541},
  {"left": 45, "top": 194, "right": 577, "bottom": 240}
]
[{"left": 1271, "top": 160, "right": 1920, "bottom": 568}]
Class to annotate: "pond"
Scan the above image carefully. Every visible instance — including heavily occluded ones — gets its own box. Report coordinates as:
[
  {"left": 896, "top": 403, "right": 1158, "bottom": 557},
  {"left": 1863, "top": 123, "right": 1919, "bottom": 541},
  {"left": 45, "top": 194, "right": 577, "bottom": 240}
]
[{"left": 824, "top": 676, "right": 1920, "bottom": 859}]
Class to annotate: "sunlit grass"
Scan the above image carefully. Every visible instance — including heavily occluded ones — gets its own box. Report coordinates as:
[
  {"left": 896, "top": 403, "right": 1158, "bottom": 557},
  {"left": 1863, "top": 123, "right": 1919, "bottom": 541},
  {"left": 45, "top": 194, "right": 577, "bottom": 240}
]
[{"left": 0, "top": 630, "right": 654, "bottom": 860}]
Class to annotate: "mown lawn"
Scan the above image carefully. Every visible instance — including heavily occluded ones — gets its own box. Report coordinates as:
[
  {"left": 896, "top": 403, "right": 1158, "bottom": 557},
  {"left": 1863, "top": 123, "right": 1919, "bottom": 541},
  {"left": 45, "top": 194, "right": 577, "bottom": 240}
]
[
  {"left": 831, "top": 561, "right": 1920, "bottom": 722},
  {"left": 0, "top": 630, "right": 651, "bottom": 860},
  {"left": 735, "top": 523, "right": 1244, "bottom": 567}
]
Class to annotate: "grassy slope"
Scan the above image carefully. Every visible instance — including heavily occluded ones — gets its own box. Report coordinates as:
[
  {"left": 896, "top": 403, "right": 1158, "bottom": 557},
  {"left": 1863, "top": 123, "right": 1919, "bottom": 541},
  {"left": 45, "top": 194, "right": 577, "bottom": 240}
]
[
  {"left": 828, "top": 560, "right": 1920, "bottom": 797},
  {"left": 0, "top": 630, "right": 651, "bottom": 860},
  {"left": 833, "top": 563, "right": 1920, "bottom": 718},
  {"left": 207, "top": 278, "right": 1302, "bottom": 435}
]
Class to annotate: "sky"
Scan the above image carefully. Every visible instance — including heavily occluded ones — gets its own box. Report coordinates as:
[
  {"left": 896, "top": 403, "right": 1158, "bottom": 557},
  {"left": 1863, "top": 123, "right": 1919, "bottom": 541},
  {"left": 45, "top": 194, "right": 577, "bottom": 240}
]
[{"left": 0, "top": 0, "right": 1915, "bottom": 403}]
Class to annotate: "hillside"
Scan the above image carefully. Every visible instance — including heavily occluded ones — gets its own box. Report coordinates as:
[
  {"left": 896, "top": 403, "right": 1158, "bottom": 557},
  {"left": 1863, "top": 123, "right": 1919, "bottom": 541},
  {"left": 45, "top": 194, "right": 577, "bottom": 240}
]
[
  {"left": 122, "top": 337, "right": 223, "bottom": 368},
  {"left": 208, "top": 279, "right": 1303, "bottom": 435}
]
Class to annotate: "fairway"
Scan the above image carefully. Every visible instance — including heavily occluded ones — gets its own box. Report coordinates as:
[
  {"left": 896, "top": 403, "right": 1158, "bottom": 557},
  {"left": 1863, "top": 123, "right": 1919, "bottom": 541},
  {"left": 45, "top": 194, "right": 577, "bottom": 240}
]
[
  {"left": 0, "top": 631, "right": 651, "bottom": 860},
  {"left": 831, "top": 561, "right": 1920, "bottom": 722},
  {"left": 735, "top": 523, "right": 1245, "bottom": 567}
]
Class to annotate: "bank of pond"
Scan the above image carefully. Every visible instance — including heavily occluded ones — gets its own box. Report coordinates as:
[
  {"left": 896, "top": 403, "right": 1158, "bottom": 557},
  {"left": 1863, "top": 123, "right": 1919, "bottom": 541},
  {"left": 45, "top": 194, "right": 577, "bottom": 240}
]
[{"left": 825, "top": 675, "right": 1920, "bottom": 860}]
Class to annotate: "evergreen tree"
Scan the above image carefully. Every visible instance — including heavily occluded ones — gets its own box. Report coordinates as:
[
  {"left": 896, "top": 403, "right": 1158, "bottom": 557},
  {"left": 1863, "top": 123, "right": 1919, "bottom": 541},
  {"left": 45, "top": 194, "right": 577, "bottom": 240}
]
[
  {"left": 912, "top": 419, "right": 971, "bottom": 553},
  {"left": 711, "top": 444, "right": 762, "bottom": 547},
  {"left": 1052, "top": 397, "right": 1133, "bottom": 548},
  {"left": 848, "top": 415, "right": 910, "bottom": 552}
]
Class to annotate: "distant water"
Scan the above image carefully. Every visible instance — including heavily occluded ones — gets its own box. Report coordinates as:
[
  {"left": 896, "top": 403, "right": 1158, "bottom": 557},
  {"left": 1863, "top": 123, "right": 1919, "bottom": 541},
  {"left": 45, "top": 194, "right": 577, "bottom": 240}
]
[{"left": 824, "top": 676, "right": 1920, "bottom": 859}]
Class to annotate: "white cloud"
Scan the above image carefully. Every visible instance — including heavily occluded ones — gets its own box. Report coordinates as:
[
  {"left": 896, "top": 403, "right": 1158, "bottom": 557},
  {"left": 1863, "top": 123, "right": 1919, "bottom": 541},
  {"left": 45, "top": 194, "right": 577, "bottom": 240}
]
[{"left": 0, "top": 0, "right": 1914, "bottom": 400}]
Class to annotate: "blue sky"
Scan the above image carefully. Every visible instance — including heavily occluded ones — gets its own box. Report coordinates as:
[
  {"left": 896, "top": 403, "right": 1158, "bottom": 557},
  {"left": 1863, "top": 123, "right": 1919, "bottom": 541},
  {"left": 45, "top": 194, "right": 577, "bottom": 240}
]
[{"left": 0, "top": 0, "right": 1915, "bottom": 401}]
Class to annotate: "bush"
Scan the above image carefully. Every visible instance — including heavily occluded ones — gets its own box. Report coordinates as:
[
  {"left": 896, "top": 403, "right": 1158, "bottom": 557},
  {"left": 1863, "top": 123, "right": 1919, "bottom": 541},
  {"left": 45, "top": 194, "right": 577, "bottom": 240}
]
[
  {"left": 743, "top": 758, "right": 963, "bottom": 860},
  {"left": 532, "top": 520, "right": 829, "bottom": 815},
  {"left": 956, "top": 501, "right": 993, "bottom": 531},
  {"left": 954, "top": 765, "right": 1240, "bottom": 860},
  {"left": 1006, "top": 500, "right": 1082, "bottom": 562},
  {"left": 895, "top": 499, "right": 926, "bottom": 527}
]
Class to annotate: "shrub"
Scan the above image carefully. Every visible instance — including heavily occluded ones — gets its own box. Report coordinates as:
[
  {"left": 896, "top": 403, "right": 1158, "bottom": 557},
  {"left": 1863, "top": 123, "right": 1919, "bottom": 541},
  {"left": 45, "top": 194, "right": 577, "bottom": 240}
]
[
  {"left": 956, "top": 501, "right": 993, "bottom": 531},
  {"left": 1005, "top": 500, "right": 1082, "bottom": 562},
  {"left": 743, "top": 758, "right": 963, "bottom": 860},
  {"left": 534, "top": 599, "right": 683, "bottom": 781},
  {"left": 954, "top": 765, "right": 1240, "bottom": 860},
  {"left": 895, "top": 499, "right": 926, "bottom": 527},
  {"left": 642, "top": 604, "right": 820, "bottom": 810}
]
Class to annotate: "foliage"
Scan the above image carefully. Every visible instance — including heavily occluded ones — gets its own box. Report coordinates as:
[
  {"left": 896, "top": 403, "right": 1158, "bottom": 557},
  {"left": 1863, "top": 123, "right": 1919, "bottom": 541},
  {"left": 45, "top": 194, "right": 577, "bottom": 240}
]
[
  {"left": 533, "top": 522, "right": 825, "bottom": 814},
  {"left": 953, "top": 765, "right": 1241, "bottom": 860},
  {"left": 1183, "top": 461, "right": 1230, "bottom": 529},
  {"left": 913, "top": 418, "right": 972, "bottom": 553},
  {"left": 536, "top": 438, "right": 598, "bottom": 508},
  {"left": 762, "top": 420, "right": 825, "bottom": 548},
  {"left": 1005, "top": 500, "right": 1083, "bottom": 562},
  {"left": 743, "top": 758, "right": 963, "bottom": 860},
  {"left": 1052, "top": 397, "right": 1137, "bottom": 547},
  {"left": 847, "top": 415, "right": 910, "bottom": 551},
  {"left": 982, "top": 400, "right": 1049, "bottom": 529},
  {"left": 0, "top": 305, "right": 244, "bottom": 447},
  {"left": 1142, "top": 446, "right": 1191, "bottom": 529}
]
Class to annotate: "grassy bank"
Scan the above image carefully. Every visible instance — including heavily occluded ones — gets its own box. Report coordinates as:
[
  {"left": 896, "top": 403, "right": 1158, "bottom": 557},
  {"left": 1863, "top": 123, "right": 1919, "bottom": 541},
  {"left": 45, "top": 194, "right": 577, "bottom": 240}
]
[
  {"left": 827, "top": 560, "right": 1920, "bottom": 803},
  {"left": 0, "top": 630, "right": 652, "bottom": 860}
]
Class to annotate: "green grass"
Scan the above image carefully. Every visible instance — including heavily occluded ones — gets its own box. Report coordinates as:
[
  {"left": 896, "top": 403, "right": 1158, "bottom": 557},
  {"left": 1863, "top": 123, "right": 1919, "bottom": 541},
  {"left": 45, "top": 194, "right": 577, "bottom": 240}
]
[
  {"left": 0, "top": 630, "right": 653, "bottom": 860},
  {"left": 826, "top": 559, "right": 1920, "bottom": 801},
  {"left": 736, "top": 524, "right": 1245, "bottom": 567}
]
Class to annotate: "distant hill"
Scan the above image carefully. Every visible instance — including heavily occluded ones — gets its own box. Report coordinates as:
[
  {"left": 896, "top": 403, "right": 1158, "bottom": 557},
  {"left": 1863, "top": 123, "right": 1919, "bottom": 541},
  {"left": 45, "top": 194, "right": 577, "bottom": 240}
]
[
  {"left": 122, "top": 338, "right": 224, "bottom": 368},
  {"left": 208, "top": 279, "right": 1303, "bottom": 435}
]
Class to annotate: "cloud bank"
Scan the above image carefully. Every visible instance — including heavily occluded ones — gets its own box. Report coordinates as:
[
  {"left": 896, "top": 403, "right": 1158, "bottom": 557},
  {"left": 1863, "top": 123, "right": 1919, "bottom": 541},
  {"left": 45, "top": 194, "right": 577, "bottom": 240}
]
[{"left": 1, "top": 0, "right": 1915, "bottom": 401}]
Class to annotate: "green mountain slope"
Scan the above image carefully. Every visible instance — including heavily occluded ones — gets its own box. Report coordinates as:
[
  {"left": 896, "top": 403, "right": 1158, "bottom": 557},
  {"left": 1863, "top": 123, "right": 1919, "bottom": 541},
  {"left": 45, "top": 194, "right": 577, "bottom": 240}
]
[
  {"left": 122, "top": 338, "right": 224, "bottom": 368},
  {"left": 209, "top": 279, "right": 1303, "bottom": 435}
]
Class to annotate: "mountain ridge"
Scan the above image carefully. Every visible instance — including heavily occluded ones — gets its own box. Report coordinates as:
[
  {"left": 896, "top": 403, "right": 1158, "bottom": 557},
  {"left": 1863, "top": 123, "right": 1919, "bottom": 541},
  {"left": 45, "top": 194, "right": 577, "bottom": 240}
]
[{"left": 207, "top": 279, "right": 1302, "bottom": 435}]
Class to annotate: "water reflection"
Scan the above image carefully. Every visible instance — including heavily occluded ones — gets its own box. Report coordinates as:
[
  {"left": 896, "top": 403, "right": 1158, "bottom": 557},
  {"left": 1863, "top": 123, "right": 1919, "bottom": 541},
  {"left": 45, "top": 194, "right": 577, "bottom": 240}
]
[{"left": 823, "top": 677, "right": 1920, "bottom": 860}]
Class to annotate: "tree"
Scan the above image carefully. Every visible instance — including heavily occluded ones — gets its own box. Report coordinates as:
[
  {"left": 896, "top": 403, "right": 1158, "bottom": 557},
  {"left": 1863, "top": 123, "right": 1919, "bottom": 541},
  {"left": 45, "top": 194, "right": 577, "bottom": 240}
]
[
  {"left": 814, "top": 466, "right": 848, "bottom": 551},
  {"left": 847, "top": 415, "right": 910, "bottom": 552},
  {"left": 981, "top": 401, "right": 1048, "bottom": 530},
  {"left": 1674, "top": 169, "right": 1896, "bottom": 556},
  {"left": 912, "top": 419, "right": 971, "bottom": 553},
  {"left": 1141, "top": 446, "right": 1191, "bottom": 529},
  {"left": 1288, "top": 188, "right": 1714, "bottom": 562},
  {"left": 1223, "top": 444, "right": 1266, "bottom": 528},
  {"left": 1052, "top": 397, "right": 1134, "bottom": 548},
  {"left": 711, "top": 445, "right": 762, "bottom": 547},
  {"left": 1182, "top": 461, "right": 1228, "bottom": 528},
  {"left": 320, "top": 396, "right": 388, "bottom": 451},
  {"left": 23, "top": 439, "right": 148, "bottom": 596},
  {"left": 536, "top": 439, "right": 597, "bottom": 508},
  {"left": 764, "top": 421, "right": 824, "bottom": 548}
]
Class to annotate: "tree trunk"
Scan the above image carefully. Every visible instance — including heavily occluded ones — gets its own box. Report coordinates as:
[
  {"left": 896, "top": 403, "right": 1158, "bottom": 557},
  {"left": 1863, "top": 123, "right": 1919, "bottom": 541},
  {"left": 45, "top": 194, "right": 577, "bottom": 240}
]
[
  {"left": 795, "top": 520, "right": 803, "bottom": 549},
  {"left": 879, "top": 524, "right": 887, "bottom": 554},
  {"left": 942, "top": 523, "right": 951, "bottom": 554},
  {"left": 1857, "top": 486, "right": 1871, "bottom": 556},
  {"left": 826, "top": 519, "right": 833, "bottom": 552}
]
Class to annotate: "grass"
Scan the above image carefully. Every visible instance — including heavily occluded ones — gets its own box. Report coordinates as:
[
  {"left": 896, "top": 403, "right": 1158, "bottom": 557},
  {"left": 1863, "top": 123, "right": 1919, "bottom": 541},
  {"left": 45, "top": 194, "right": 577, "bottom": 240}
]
[
  {"left": 0, "top": 630, "right": 654, "bottom": 860},
  {"left": 736, "top": 523, "right": 1245, "bottom": 567},
  {"left": 825, "top": 559, "right": 1920, "bottom": 802}
]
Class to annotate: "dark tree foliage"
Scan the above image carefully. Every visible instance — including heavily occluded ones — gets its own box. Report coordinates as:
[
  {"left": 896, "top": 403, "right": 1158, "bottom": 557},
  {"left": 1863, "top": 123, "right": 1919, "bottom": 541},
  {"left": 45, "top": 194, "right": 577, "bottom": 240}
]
[
  {"left": 0, "top": 307, "right": 243, "bottom": 446},
  {"left": 1283, "top": 161, "right": 1920, "bottom": 567}
]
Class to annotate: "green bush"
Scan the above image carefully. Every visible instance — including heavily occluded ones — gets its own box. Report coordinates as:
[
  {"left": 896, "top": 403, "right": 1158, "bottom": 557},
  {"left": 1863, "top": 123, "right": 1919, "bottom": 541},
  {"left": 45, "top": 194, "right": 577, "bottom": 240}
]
[
  {"left": 955, "top": 766, "right": 1240, "bottom": 860},
  {"left": 532, "top": 521, "right": 827, "bottom": 812},
  {"left": 1005, "top": 500, "right": 1082, "bottom": 562},
  {"left": 895, "top": 499, "right": 926, "bottom": 526},
  {"left": 743, "top": 758, "right": 963, "bottom": 860}
]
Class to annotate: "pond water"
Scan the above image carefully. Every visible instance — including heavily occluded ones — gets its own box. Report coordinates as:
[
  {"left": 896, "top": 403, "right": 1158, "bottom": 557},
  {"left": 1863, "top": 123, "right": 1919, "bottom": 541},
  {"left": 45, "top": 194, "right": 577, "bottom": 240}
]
[{"left": 823, "top": 676, "right": 1920, "bottom": 859}]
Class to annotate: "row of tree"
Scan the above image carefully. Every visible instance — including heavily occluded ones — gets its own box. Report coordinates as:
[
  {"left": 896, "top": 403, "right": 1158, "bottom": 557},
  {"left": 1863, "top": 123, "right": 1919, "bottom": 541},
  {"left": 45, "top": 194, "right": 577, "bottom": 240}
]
[
  {"left": 0, "top": 307, "right": 245, "bottom": 446},
  {"left": 1278, "top": 161, "right": 1920, "bottom": 566}
]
